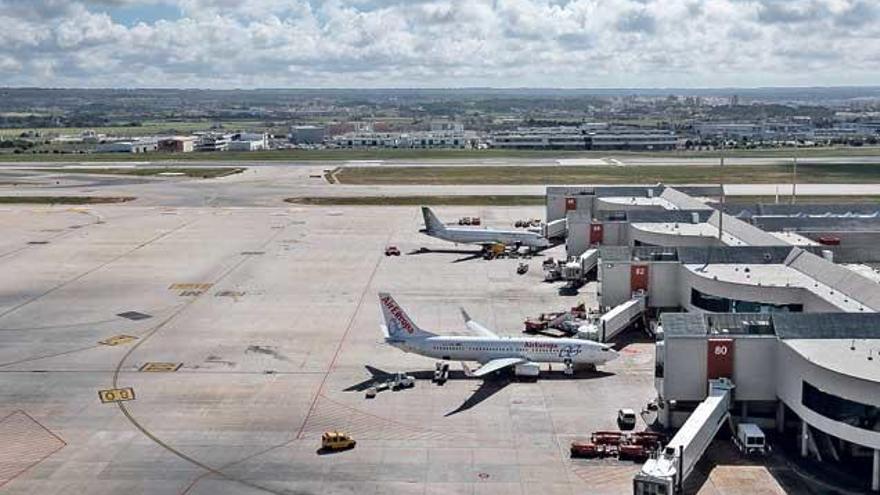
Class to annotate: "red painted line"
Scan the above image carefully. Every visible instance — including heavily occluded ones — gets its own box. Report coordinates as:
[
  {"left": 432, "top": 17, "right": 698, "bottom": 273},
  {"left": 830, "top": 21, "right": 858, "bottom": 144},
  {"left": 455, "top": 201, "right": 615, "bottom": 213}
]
[
  {"left": 17, "top": 410, "right": 67, "bottom": 446},
  {"left": 0, "top": 442, "right": 66, "bottom": 488},
  {"left": 295, "top": 247, "right": 387, "bottom": 441},
  {"left": 0, "top": 411, "right": 66, "bottom": 489},
  {"left": 0, "top": 410, "right": 19, "bottom": 424}
]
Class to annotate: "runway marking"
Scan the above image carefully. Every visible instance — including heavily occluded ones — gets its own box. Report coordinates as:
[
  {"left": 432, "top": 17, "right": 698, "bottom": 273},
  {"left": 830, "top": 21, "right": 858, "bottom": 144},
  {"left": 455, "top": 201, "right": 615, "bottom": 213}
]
[
  {"left": 99, "top": 335, "right": 138, "bottom": 346},
  {"left": 0, "top": 344, "right": 101, "bottom": 369},
  {"left": 109, "top": 218, "right": 298, "bottom": 495},
  {"left": 294, "top": 231, "right": 391, "bottom": 441},
  {"left": 139, "top": 362, "right": 182, "bottom": 372},
  {"left": 98, "top": 387, "right": 136, "bottom": 403},
  {"left": 179, "top": 224, "right": 397, "bottom": 495},
  {"left": 170, "top": 283, "right": 214, "bottom": 297},
  {"left": 300, "top": 393, "right": 459, "bottom": 442},
  {"left": 0, "top": 219, "right": 195, "bottom": 321},
  {"left": 0, "top": 410, "right": 66, "bottom": 488},
  {"left": 169, "top": 283, "right": 214, "bottom": 291}
]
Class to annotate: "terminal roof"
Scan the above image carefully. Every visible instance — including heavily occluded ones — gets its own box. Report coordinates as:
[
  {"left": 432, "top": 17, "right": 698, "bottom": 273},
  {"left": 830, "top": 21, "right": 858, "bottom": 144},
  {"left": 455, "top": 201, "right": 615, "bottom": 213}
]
[
  {"left": 783, "top": 339, "right": 880, "bottom": 383},
  {"left": 661, "top": 312, "right": 880, "bottom": 340}
]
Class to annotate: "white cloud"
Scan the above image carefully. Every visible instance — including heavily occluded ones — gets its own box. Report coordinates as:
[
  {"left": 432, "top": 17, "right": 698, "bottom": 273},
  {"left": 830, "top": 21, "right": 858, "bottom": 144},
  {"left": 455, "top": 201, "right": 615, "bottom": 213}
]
[{"left": 0, "top": 0, "right": 877, "bottom": 87}]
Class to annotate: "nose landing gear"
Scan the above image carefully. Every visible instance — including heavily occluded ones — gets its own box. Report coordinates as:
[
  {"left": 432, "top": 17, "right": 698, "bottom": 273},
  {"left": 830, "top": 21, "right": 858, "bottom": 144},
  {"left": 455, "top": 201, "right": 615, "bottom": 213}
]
[{"left": 563, "top": 358, "right": 574, "bottom": 376}]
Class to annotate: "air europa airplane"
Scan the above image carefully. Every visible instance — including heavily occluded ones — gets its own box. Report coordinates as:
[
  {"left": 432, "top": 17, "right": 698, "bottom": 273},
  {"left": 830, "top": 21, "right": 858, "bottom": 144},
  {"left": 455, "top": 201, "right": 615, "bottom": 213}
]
[{"left": 379, "top": 293, "right": 617, "bottom": 377}]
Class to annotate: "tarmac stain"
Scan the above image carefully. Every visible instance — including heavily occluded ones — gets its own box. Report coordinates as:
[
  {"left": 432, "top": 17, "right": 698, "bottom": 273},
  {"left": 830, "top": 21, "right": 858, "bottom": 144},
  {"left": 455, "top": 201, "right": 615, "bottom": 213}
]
[{"left": 246, "top": 345, "right": 290, "bottom": 361}]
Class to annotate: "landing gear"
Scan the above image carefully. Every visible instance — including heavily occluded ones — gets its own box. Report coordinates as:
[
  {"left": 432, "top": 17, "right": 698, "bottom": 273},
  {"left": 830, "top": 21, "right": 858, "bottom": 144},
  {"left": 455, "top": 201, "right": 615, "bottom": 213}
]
[{"left": 564, "top": 358, "right": 574, "bottom": 376}]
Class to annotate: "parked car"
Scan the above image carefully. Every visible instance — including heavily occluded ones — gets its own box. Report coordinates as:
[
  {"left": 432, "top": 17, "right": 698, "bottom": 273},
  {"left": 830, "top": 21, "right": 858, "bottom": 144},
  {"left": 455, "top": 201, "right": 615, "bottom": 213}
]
[
  {"left": 617, "top": 408, "right": 638, "bottom": 430},
  {"left": 321, "top": 431, "right": 356, "bottom": 451},
  {"left": 384, "top": 246, "right": 401, "bottom": 256}
]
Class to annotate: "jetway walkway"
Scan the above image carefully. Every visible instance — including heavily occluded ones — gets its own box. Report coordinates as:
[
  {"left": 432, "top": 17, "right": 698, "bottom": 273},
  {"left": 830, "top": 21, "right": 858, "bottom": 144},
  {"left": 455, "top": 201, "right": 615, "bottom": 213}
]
[
  {"left": 599, "top": 292, "right": 646, "bottom": 342},
  {"left": 633, "top": 379, "right": 734, "bottom": 494},
  {"left": 562, "top": 248, "right": 599, "bottom": 282}
]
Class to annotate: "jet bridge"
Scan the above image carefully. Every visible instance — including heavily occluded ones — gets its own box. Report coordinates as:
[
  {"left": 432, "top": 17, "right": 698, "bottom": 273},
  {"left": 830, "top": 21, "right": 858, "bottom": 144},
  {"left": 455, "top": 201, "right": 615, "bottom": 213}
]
[
  {"left": 562, "top": 248, "right": 599, "bottom": 282},
  {"left": 599, "top": 292, "right": 647, "bottom": 342},
  {"left": 633, "top": 379, "right": 734, "bottom": 495}
]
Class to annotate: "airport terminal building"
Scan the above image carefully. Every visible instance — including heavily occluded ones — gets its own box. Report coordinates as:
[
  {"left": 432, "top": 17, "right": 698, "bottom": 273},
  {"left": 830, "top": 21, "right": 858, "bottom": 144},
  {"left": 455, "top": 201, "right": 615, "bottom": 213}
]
[
  {"left": 658, "top": 312, "right": 880, "bottom": 491},
  {"left": 541, "top": 185, "right": 880, "bottom": 491}
]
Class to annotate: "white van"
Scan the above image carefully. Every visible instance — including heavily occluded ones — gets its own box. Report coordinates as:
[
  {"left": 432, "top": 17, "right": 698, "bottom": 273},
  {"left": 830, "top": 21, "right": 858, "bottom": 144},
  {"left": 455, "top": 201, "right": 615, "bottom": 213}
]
[{"left": 735, "top": 423, "right": 769, "bottom": 455}]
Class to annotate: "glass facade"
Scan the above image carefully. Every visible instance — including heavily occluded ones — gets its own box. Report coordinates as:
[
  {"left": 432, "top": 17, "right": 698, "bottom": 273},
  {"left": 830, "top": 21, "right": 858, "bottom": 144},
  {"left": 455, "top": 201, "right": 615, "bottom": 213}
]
[
  {"left": 690, "top": 288, "right": 803, "bottom": 313},
  {"left": 802, "top": 381, "right": 880, "bottom": 431}
]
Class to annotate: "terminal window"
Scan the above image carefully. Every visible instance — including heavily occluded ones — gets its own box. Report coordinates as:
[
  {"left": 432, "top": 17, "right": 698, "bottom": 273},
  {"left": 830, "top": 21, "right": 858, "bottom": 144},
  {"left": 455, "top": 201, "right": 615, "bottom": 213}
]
[
  {"left": 802, "top": 381, "right": 880, "bottom": 431},
  {"left": 690, "top": 289, "right": 803, "bottom": 313}
]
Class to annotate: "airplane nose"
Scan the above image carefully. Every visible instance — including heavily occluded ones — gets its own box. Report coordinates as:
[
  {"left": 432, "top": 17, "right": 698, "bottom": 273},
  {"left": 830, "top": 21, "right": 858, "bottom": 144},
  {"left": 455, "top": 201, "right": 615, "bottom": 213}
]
[{"left": 605, "top": 348, "right": 619, "bottom": 362}]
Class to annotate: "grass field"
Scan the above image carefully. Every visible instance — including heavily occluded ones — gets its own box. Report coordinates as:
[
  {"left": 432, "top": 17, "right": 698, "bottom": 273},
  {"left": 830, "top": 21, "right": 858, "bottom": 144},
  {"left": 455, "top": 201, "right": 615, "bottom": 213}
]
[
  {"left": 335, "top": 163, "right": 880, "bottom": 185},
  {"left": 3, "top": 146, "right": 880, "bottom": 163},
  {"left": 0, "top": 196, "right": 136, "bottom": 204},
  {"left": 285, "top": 194, "right": 880, "bottom": 207},
  {"left": 285, "top": 195, "right": 545, "bottom": 206},
  {"left": 32, "top": 167, "right": 245, "bottom": 179}
]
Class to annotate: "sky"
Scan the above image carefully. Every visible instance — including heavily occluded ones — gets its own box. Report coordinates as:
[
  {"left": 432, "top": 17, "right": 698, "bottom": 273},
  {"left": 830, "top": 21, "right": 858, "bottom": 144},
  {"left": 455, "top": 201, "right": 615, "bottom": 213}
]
[{"left": 0, "top": 0, "right": 878, "bottom": 89}]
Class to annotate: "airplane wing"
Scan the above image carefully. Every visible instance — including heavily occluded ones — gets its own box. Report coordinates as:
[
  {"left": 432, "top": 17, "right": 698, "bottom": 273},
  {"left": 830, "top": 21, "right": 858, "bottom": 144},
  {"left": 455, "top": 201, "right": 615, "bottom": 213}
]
[
  {"left": 459, "top": 308, "right": 500, "bottom": 339},
  {"left": 468, "top": 357, "right": 527, "bottom": 377}
]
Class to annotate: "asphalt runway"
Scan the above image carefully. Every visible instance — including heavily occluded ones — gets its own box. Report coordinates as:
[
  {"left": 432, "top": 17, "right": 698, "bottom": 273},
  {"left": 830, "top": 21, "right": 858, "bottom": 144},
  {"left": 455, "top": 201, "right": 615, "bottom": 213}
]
[
  {"left": 0, "top": 163, "right": 878, "bottom": 208},
  {"left": 0, "top": 163, "right": 834, "bottom": 494},
  {"left": 0, "top": 204, "right": 660, "bottom": 494}
]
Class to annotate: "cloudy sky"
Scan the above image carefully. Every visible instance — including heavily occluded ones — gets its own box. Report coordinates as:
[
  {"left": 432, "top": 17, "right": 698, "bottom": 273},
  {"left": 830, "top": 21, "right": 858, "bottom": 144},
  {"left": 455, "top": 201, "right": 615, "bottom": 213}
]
[{"left": 1, "top": 0, "right": 878, "bottom": 88}]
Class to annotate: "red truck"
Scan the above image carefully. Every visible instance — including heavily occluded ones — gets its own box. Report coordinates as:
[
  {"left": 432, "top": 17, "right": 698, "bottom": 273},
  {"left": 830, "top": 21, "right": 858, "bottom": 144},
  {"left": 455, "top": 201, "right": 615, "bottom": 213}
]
[
  {"left": 618, "top": 444, "right": 650, "bottom": 462},
  {"left": 591, "top": 431, "right": 625, "bottom": 445},
  {"left": 571, "top": 442, "right": 617, "bottom": 458}
]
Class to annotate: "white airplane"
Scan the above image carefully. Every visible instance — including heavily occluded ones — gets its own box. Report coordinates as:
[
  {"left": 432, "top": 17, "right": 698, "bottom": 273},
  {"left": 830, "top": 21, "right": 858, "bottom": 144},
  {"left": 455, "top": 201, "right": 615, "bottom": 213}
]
[
  {"left": 420, "top": 207, "right": 550, "bottom": 251},
  {"left": 378, "top": 292, "right": 617, "bottom": 378}
]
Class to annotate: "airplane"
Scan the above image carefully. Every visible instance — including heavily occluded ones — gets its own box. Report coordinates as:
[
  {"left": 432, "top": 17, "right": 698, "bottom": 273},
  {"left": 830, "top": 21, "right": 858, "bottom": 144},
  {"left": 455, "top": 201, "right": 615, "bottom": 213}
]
[
  {"left": 419, "top": 207, "right": 550, "bottom": 251},
  {"left": 378, "top": 292, "right": 617, "bottom": 379}
]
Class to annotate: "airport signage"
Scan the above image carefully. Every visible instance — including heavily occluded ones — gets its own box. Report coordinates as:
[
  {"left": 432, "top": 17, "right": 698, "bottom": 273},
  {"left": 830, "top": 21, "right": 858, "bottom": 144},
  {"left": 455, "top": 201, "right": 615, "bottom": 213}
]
[{"left": 98, "top": 387, "right": 136, "bottom": 403}]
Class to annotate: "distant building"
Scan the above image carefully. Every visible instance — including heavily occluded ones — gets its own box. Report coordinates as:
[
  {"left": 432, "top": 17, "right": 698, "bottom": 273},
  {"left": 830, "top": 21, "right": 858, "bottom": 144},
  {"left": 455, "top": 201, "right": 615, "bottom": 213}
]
[
  {"left": 332, "top": 130, "right": 472, "bottom": 149},
  {"left": 429, "top": 120, "right": 464, "bottom": 133},
  {"left": 158, "top": 136, "right": 195, "bottom": 153},
  {"left": 490, "top": 125, "right": 677, "bottom": 151},
  {"left": 694, "top": 121, "right": 821, "bottom": 141},
  {"left": 491, "top": 127, "right": 586, "bottom": 149},
  {"left": 693, "top": 123, "right": 764, "bottom": 139},
  {"left": 228, "top": 132, "right": 268, "bottom": 151},
  {"left": 195, "top": 133, "right": 232, "bottom": 152},
  {"left": 289, "top": 125, "right": 326, "bottom": 145},
  {"left": 587, "top": 129, "right": 677, "bottom": 151},
  {"left": 96, "top": 139, "right": 158, "bottom": 153}
]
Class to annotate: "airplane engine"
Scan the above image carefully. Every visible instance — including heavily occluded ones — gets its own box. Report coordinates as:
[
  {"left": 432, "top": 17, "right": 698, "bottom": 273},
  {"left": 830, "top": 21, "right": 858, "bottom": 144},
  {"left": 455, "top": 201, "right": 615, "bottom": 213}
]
[{"left": 514, "top": 362, "right": 540, "bottom": 377}]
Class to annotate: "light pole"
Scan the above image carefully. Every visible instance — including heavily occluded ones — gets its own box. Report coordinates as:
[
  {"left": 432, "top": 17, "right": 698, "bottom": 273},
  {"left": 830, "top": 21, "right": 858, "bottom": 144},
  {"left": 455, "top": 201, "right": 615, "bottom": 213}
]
[
  {"left": 718, "top": 140, "right": 725, "bottom": 242},
  {"left": 790, "top": 147, "right": 798, "bottom": 205}
]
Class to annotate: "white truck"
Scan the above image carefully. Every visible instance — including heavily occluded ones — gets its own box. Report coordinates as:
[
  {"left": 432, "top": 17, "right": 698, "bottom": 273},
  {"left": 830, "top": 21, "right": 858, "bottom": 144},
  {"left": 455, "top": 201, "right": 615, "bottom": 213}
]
[{"left": 734, "top": 423, "right": 769, "bottom": 455}]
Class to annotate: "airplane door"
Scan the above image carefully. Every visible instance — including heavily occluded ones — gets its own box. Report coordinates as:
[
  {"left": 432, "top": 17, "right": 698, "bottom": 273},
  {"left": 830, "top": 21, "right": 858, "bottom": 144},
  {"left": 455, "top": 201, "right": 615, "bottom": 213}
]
[
  {"left": 590, "top": 223, "right": 604, "bottom": 245},
  {"left": 630, "top": 264, "right": 648, "bottom": 292},
  {"left": 707, "top": 338, "right": 734, "bottom": 380}
]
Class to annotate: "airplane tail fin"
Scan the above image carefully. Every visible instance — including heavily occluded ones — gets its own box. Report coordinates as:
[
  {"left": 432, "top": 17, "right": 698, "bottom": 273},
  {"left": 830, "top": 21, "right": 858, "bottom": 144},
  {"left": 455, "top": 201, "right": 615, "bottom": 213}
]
[
  {"left": 421, "top": 207, "right": 446, "bottom": 234},
  {"left": 379, "top": 293, "right": 435, "bottom": 340}
]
